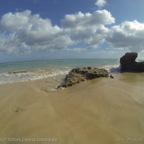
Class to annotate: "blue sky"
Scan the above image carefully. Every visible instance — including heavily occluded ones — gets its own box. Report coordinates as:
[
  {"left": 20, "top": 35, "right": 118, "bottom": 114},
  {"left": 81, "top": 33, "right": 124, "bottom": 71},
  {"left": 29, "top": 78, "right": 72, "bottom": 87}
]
[{"left": 0, "top": 0, "right": 144, "bottom": 62}]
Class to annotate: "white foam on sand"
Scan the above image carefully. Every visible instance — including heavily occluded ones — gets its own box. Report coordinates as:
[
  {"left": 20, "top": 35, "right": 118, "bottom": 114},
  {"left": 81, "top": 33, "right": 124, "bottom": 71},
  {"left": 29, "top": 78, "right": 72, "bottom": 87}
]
[
  {"left": 0, "top": 64, "right": 120, "bottom": 85},
  {"left": 101, "top": 64, "right": 121, "bottom": 73},
  {"left": 0, "top": 68, "right": 70, "bottom": 84}
]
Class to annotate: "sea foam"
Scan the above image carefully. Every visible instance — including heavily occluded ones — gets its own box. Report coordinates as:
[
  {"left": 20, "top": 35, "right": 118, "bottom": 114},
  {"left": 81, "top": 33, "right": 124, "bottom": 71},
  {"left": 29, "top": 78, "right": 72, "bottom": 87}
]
[
  {"left": 0, "top": 68, "right": 70, "bottom": 84},
  {"left": 101, "top": 64, "right": 121, "bottom": 73},
  {"left": 0, "top": 59, "right": 120, "bottom": 84}
]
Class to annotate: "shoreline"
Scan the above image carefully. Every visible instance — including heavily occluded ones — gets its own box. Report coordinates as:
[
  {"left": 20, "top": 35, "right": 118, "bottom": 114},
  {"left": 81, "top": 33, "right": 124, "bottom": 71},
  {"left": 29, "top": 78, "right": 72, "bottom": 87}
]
[
  {"left": 0, "top": 59, "right": 120, "bottom": 85},
  {"left": 0, "top": 73, "right": 144, "bottom": 143}
]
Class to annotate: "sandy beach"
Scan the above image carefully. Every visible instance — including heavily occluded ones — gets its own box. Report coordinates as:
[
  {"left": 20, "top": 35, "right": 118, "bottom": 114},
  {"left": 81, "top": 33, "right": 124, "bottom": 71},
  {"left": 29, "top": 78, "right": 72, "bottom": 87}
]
[{"left": 0, "top": 73, "right": 144, "bottom": 144}]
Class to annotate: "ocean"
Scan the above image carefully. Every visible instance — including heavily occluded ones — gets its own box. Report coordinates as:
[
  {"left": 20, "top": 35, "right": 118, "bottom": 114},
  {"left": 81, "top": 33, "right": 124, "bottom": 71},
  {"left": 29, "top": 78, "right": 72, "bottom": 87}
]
[{"left": 0, "top": 59, "right": 120, "bottom": 85}]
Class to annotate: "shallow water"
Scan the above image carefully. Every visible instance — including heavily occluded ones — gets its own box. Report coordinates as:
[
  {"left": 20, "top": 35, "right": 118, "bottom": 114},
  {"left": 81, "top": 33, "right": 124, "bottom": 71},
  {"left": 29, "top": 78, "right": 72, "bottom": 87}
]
[{"left": 0, "top": 59, "right": 120, "bottom": 84}]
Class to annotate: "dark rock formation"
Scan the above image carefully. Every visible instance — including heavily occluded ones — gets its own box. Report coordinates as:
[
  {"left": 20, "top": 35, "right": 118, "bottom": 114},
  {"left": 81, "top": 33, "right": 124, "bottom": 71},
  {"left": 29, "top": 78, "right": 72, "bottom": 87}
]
[
  {"left": 120, "top": 52, "right": 144, "bottom": 72},
  {"left": 59, "top": 67, "right": 109, "bottom": 88},
  {"left": 110, "top": 74, "right": 114, "bottom": 79}
]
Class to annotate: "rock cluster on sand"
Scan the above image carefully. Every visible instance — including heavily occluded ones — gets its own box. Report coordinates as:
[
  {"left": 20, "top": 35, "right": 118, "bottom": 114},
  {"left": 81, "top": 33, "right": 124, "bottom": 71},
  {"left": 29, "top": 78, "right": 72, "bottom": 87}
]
[
  {"left": 59, "top": 67, "right": 109, "bottom": 88},
  {"left": 120, "top": 52, "right": 144, "bottom": 72}
]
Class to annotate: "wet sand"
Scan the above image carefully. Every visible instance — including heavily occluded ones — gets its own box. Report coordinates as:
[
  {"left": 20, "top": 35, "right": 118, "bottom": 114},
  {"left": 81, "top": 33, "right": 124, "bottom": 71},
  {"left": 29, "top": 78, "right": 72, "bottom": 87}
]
[{"left": 0, "top": 73, "right": 144, "bottom": 144}]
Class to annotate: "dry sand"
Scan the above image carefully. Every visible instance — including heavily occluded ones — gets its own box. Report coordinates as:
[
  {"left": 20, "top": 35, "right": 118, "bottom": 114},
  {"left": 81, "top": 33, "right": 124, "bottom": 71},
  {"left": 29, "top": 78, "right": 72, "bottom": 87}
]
[{"left": 0, "top": 73, "right": 144, "bottom": 144}]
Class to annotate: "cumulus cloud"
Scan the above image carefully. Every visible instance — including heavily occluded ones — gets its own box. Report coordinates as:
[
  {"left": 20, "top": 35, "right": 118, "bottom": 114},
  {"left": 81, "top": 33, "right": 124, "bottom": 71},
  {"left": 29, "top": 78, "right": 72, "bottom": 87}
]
[
  {"left": 2, "top": 9, "right": 144, "bottom": 56},
  {"left": 0, "top": 10, "right": 73, "bottom": 54},
  {"left": 95, "top": 0, "right": 107, "bottom": 8},
  {"left": 62, "top": 10, "right": 115, "bottom": 48},
  {"left": 62, "top": 10, "right": 114, "bottom": 28},
  {"left": 0, "top": 10, "right": 115, "bottom": 54},
  {"left": 107, "top": 20, "right": 144, "bottom": 52}
]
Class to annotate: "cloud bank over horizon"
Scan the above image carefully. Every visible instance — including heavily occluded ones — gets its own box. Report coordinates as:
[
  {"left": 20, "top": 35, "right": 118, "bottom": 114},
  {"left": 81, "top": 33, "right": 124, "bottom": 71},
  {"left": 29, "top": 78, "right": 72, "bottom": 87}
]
[{"left": 0, "top": 8, "right": 144, "bottom": 55}]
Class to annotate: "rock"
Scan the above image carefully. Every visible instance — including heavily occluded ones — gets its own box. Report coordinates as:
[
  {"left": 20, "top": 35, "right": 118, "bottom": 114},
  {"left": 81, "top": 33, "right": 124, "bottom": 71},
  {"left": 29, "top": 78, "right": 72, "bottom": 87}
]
[
  {"left": 59, "top": 67, "right": 109, "bottom": 88},
  {"left": 120, "top": 52, "right": 144, "bottom": 72},
  {"left": 110, "top": 74, "right": 114, "bottom": 79},
  {"left": 120, "top": 52, "right": 137, "bottom": 65}
]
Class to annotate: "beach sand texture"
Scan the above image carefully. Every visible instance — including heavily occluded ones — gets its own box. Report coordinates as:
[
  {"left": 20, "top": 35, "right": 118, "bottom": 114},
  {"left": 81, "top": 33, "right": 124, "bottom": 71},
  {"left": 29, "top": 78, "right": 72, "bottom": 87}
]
[{"left": 0, "top": 73, "right": 144, "bottom": 144}]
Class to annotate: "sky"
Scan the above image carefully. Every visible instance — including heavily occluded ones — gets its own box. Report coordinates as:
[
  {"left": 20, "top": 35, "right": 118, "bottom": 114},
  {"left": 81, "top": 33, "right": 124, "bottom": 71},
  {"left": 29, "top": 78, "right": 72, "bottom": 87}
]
[{"left": 0, "top": 0, "right": 144, "bottom": 62}]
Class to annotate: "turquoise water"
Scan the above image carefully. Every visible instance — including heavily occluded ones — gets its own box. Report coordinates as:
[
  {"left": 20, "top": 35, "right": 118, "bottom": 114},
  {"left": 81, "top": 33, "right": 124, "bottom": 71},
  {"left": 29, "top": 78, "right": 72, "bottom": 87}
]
[{"left": 0, "top": 59, "right": 120, "bottom": 84}]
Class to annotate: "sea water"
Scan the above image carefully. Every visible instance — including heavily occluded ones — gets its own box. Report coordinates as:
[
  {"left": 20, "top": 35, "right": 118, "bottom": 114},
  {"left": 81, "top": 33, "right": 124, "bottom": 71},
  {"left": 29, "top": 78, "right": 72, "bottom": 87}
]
[{"left": 0, "top": 59, "right": 120, "bottom": 84}]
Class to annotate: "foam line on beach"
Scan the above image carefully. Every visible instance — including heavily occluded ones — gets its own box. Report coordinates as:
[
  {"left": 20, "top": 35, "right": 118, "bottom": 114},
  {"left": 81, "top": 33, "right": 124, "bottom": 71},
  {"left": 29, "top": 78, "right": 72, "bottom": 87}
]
[
  {"left": 0, "top": 69, "right": 69, "bottom": 84},
  {"left": 0, "top": 64, "right": 120, "bottom": 84}
]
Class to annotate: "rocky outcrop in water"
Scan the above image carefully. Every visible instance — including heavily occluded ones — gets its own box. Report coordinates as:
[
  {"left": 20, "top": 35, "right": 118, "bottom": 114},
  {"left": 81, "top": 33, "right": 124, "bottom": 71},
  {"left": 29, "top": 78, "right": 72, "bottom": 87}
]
[
  {"left": 120, "top": 52, "right": 144, "bottom": 72},
  {"left": 59, "top": 67, "right": 110, "bottom": 88}
]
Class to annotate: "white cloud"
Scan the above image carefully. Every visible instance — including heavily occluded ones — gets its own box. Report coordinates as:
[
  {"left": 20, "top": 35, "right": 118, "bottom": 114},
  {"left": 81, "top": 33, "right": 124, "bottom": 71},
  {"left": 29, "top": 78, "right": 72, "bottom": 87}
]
[
  {"left": 0, "top": 10, "right": 30, "bottom": 31},
  {"left": 0, "top": 10, "right": 73, "bottom": 54},
  {"left": 62, "top": 10, "right": 115, "bottom": 48},
  {"left": 2, "top": 10, "right": 144, "bottom": 56},
  {"left": 95, "top": 0, "right": 107, "bottom": 8},
  {"left": 106, "top": 20, "right": 144, "bottom": 52},
  {"left": 1, "top": 0, "right": 144, "bottom": 60},
  {"left": 62, "top": 10, "right": 114, "bottom": 28},
  {"left": 0, "top": 10, "right": 115, "bottom": 54}
]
